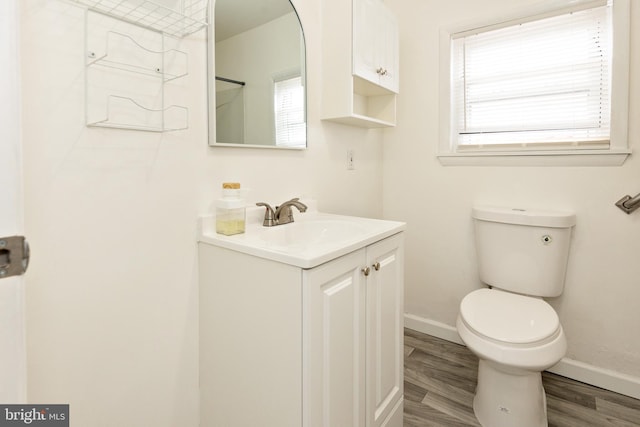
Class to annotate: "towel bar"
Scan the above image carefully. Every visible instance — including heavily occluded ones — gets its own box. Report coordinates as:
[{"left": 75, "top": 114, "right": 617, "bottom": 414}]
[{"left": 615, "top": 193, "right": 640, "bottom": 214}]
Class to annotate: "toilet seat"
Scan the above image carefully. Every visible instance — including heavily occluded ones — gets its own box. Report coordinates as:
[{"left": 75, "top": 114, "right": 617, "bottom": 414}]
[
  {"left": 460, "top": 288, "right": 560, "bottom": 345},
  {"left": 457, "top": 288, "right": 566, "bottom": 371}
]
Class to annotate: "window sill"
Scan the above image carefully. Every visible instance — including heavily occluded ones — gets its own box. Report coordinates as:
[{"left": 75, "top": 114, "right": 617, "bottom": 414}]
[{"left": 436, "top": 149, "right": 632, "bottom": 167}]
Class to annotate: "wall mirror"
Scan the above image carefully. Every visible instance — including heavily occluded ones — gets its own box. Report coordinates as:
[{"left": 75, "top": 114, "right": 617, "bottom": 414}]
[{"left": 208, "top": 0, "right": 306, "bottom": 149}]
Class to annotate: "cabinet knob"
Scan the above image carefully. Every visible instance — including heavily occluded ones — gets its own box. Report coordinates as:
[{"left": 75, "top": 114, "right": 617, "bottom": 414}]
[
  {"left": 372, "top": 262, "right": 381, "bottom": 271},
  {"left": 376, "top": 67, "right": 388, "bottom": 76},
  {"left": 361, "top": 266, "right": 371, "bottom": 276}
]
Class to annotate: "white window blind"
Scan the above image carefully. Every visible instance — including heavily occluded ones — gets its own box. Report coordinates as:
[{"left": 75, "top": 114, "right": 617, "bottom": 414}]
[
  {"left": 451, "top": 2, "right": 612, "bottom": 150},
  {"left": 274, "top": 75, "right": 305, "bottom": 148}
]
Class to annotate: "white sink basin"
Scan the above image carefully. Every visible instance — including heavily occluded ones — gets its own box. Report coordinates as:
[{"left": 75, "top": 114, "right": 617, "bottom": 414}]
[
  {"left": 198, "top": 207, "right": 405, "bottom": 268},
  {"left": 257, "top": 219, "right": 368, "bottom": 249}
]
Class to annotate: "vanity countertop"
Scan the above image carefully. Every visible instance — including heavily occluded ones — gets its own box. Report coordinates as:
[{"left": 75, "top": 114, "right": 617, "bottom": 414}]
[{"left": 198, "top": 203, "right": 405, "bottom": 269}]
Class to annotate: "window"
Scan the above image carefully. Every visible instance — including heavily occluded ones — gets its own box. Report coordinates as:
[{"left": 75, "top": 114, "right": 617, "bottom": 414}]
[
  {"left": 274, "top": 75, "right": 306, "bottom": 148},
  {"left": 439, "top": 0, "right": 630, "bottom": 166},
  {"left": 454, "top": 5, "right": 610, "bottom": 148}
]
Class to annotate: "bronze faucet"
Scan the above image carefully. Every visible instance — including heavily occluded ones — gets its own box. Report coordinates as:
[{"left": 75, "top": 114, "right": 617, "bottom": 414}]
[{"left": 256, "top": 198, "right": 308, "bottom": 226}]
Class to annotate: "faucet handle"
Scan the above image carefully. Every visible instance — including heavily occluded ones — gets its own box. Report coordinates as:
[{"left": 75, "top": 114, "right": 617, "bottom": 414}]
[{"left": 256, "top": 202, "right": 276, "bottom": 227}]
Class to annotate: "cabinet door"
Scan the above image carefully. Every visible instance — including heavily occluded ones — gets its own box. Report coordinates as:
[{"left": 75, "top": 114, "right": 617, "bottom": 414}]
[
  {"left": 365, "top": 234, "right": 404, "bottom": 427},
  {"left": 353, "top": 0, "right": 399, "bottom": 93},
  {"left": 353, "top": 0, "right": 379, "bottom": 86},
  {"left": 303, "top": 249, "right": 367, "bottom": 427},
  {"left": 377, "top": 2, "right": 399, "bottom": 93}
]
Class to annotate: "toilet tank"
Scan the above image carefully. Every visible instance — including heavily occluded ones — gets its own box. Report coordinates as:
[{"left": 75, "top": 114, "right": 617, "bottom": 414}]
[{"left": 472, "top": 206, "right": 576, "bottom": 297}]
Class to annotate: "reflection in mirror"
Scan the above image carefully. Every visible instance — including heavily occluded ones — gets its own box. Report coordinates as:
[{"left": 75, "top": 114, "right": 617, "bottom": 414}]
[{"left": 209, "top": 0, "right": 306, "bottom": 149}]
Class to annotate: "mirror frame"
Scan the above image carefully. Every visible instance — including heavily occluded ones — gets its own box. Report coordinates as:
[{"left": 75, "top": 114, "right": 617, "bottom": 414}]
[{"left": 207, "top": 0, "right": 307, "bottom": 150}]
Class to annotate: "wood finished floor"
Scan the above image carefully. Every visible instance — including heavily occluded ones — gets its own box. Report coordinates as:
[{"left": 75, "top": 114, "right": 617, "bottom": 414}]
[{"left": 403, "top": 328, "right": 640, "bottom": 427}]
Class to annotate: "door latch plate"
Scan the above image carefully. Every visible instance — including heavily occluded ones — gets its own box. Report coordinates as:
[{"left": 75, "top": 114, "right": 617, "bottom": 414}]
[{"left": 0, "top": 236, "right": 30, "bottom": 279}]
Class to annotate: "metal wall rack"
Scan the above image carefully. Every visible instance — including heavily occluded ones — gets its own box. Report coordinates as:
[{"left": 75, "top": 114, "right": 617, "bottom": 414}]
[
  {"left": 86, "top": 95, "right": 189, "bottom": 132},
  {"left": 71, "top": 0, "right": 208, "bottom": 38},
  {"left": 84, "top": 10, "right": 193, "bottom": 132},
  {"left": 87, "top": 31, "right": 188, "bottom": 81}
]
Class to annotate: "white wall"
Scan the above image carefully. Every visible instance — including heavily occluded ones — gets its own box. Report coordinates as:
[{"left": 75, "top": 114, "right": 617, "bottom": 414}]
[
  {"left": 383, "top": 0, "right": 640, "bottom": 388},
  {"left": 20, "top": 0, "right": 383, "bottom": 425}
]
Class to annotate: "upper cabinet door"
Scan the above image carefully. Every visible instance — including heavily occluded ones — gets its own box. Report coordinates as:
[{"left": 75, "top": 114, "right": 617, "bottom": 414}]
[{"left": 353, "top": 0, "right": 399, "bottom": 93}]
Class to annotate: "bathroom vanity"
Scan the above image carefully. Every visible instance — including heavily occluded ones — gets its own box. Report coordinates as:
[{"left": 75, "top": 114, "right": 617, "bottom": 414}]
[{"left": 198, "top": 206, "right": 405, "bottom": 426}]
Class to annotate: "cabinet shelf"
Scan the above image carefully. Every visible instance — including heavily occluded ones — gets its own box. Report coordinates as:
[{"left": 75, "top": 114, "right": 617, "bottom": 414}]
[
  {"left": 325, "top": 113, "right": 395, "bottom": 129},
  {"left": 71, "top": 0, "right": 208, "bottom": 38},
  {"left": 322, "top": 76, "right": 397, "bottom": 128},
  {"left": 87, "top": 95, "right": 188, "bottom": 132},
  {"left": 87, "top": 31, "right": 188, "bottom": 82}
]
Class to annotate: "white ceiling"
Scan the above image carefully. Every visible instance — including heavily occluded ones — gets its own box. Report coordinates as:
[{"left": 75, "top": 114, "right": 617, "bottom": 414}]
[{"left": 214, "top": 0, "right": 295, "bottom": 41}]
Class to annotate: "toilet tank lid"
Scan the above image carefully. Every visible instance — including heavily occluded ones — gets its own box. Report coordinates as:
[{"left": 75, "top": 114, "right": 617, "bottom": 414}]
[{"left": 472, "top": 206, "right": 576, "bottom": 228}]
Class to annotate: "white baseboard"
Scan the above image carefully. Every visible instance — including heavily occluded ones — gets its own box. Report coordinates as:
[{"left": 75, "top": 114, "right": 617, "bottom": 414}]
[
  {"left": 404, "top": 313, "right": 464, "bottom": 345},
  {"left": 546, "top": 359, "right": 640, "bottom": 400},
  {"left": 404, "top": 313, "right": 640, "bottom": 400}
]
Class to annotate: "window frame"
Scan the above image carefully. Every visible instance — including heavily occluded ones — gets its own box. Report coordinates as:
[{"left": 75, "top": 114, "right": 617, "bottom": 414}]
[{"left": 437, "top": 0, "right": 631, "bottom": 166}]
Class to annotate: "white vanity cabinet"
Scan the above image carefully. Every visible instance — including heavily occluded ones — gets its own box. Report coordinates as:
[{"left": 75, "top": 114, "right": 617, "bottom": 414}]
[
  {"left": 322, "top": 0, "right": 399, "bottom": 128},
  {"left": 199, "top": 227, "right": 404, "bottom": 427}
]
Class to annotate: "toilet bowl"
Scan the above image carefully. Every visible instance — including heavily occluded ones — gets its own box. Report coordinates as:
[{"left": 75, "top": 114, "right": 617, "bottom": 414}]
[
  {"left": 457, "top": 288, "right": 567, "bottom": 427},
  {"left": 457, "top": 206, "right": 575, "bottom": 427}
]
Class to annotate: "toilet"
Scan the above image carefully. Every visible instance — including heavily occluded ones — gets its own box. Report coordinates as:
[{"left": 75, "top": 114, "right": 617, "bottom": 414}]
[{"left": 456, "top": 206, "right": 576, "bottom": 427}]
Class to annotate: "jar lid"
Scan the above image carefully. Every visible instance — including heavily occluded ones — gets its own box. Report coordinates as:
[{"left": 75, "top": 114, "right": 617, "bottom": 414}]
[{"left": 222, "top": 182, "right": 240, "bottom": 189}]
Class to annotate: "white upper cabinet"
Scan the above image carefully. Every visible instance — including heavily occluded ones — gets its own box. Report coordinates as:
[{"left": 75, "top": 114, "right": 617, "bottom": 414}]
[
  {"left": 322, "top": 0, "right": 399, "bottom": 128},
  {"left": 353, "top": 0, "right": 399, "bottom": 93}
]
